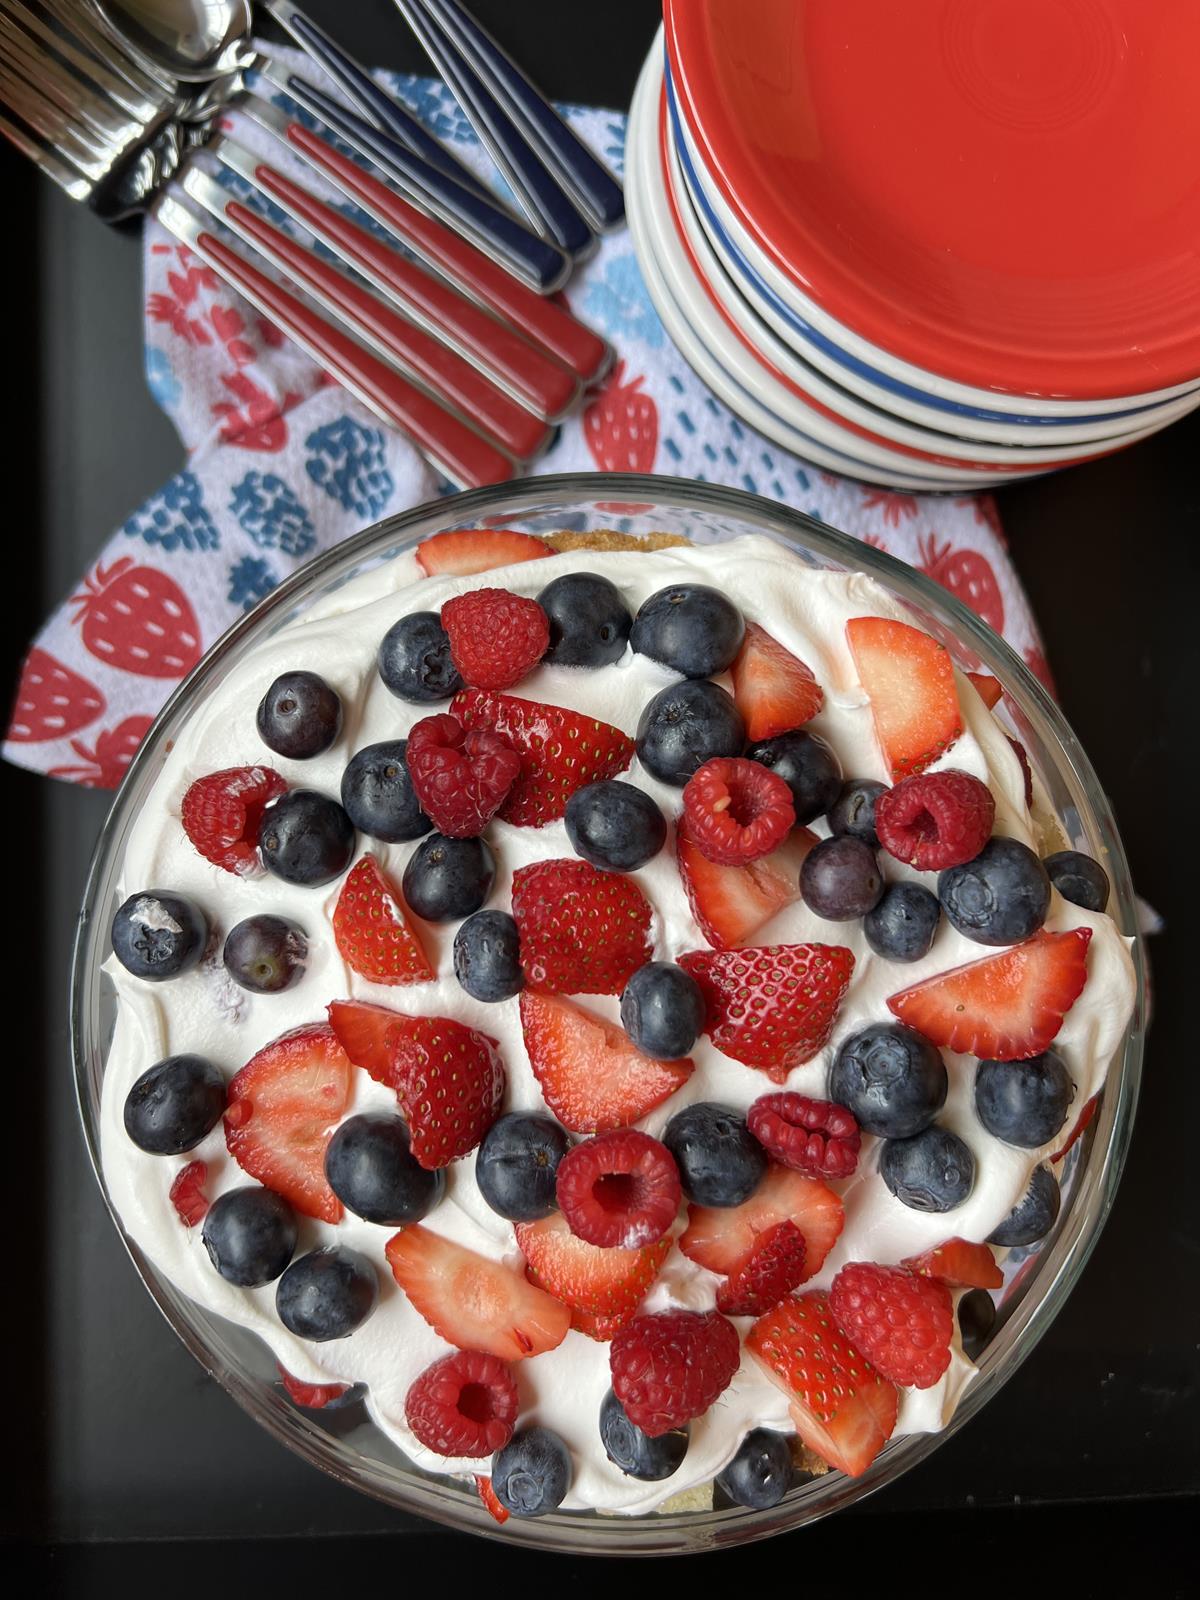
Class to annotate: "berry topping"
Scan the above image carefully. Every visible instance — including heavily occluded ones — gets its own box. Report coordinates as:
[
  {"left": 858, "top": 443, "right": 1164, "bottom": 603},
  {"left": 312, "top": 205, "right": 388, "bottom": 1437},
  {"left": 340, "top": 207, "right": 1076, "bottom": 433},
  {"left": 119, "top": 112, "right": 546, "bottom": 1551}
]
[
  {"left": 679, "top": 1164, "right": 844, "bottom": 1282},
  {"left": 1044, "top": 849, "right": 1110, "bottom": 913},
  {"left": 715, "top": 1218, "right": 809, "bottom": 1316},
  {"left": 938, "top": 836, "right": 1050, "bottom": 945},
  {"left": 491, "top": 1426, "right": 572, "bottom": 1517},
  {"left": 123, "top": 1054, "right": 225, "bottom": 1155},
  {"left": 516, "top": 1211, "right": 671, "bottom": 1320},
  {"left": 556, "top": 1130, "right": 681, "bottom": 1249},
  {"left": 902, "top": 1238, "right": 1003, "bottom": 1291},
  {"left": 405, "top": 1349, "right": 519, "bottom": 1459},
  {"left": 386, "top": 1013, "right": 506, "bottom": 1169},
  {"left": 800, "top": 835, "right": 885, "bottom": 920},
  {"left": 678, "top": 943, "right": 855, "bottom": 1082},
  {"left": 630, "top": 584, "right": 745, "bottom": 679},
  {"left": 405, "top": 713, "right": 521, "bottom": 839},
  {"left": 385, "top": 1225, "right": 570, "bottom": 1361},
  {"left": 846, "top": 617, "right": 963, "bottom": 779},
  {"left": 619, "top": 961, "right": 706, "bottom": 1060},
  {"left": 510, "top": 858, "right": 653, "bottom": 995},
  {"left": 402, "top": 832, "right": 495, "bottom": 923},
  {"left": 476, "top": 1113, "right": 570, "bottom": 1222},
  {"left": 324, "top": 1112, "right": 445, "bottom": 1225},
  {"left": 675, "top": 822, "right": 812, "bottom": 950},
  {"left": 987, "top": 1163, "right": 1060, "bottom": 1247},
  {"left": 828, "top": 1023, "right": 948, "bottom": 1139},
  {"left": 828, "top": 778, "right": 887, "bottom": 845},
  {"left": 537, "top": 572, "right": 632, "bottom": 667},
  {"left": 662, "top": 1103, "right": 767, "bottom": 1208},
  {"left": 966, "top": 672, "right": 1003, "bottom": 710},
  {"left": 729, "top": 621, "right": 824, "bottom": 741},
  {"left": 609, "top": 1310, "right": 740, "bottom": 1437},
  {"left": 864, "top": 882, "right": 941, "bottom": 963},
  {"left": 256, "top": 670, "right": 342, "bottom": 760},
  {"left": 224, "top": 1023, "right": 352, "bottom": 1221},
  {"left": 829, "top": 1262, "right": 954, "bottom": 1389},
  {"left": 886, "top": 928, "right": 1092, "bottom": 1060},
  {"left": 451, "top": 687, "right": 635, "bottom": 826},
  {"left": 340, "top": 740, "right": 431, "bottom": 843},
  {"left": 881, "top": 1125, "right": 976, "bottom": 1213},
  {"left": 1052, "top": 1093, "right": 1100, "bottom": 1164},
  {"left": 169, "top": 1161, "right": 210, "bottom": 1227},
  {"left": 441, "top": 588, "right": 549, "bottom": 691},
  {"left": 415, "top": 527, "right": 550, "bottom": 577},
  {"left": 570, "top": 1307, "right": 633, "bottom": 1342},
  {"left": 875, "top": 769, "right": 995, "bottom": 871},
  {"left": 957, "top": 1288, "right": 997, "bottom": 1360},
  {"left": 746, "top": 1094, "right": 861, "bottom": 1180},
  {"left": 332, "top": 856, "right": 434, "bottom": 985},
  {"left": 377, "top": 612, "right": 463, "bottom": 703},
  {"left": 716, "top": 1429, "right": 793, "bottom": 1509},
  {"left": 1008, "top": 736, "right": 1034, "bottom": 808},
  {"left": 682, "top": 757, "right": 795, "bottom": 866},
  {"left": 258, "top": 791, "right": 355, "bottom": 888},
  {"left": 223, "top": 914, "right": 308, "bottom": 994},
  {"left": 600, "top": 1390, "right": 688, "bottom": 1481},
  {"left": 746, "top": 1291, "right": 898, "bottom": 1478},
  {"left": 278, "top": 1369, "right": 351, "bottom": 1409},
  {"left": 519, "top": 991, "right": 693, "bottom": 1133},
  {"left": 182, "top": 765, "right": 288, "bottom": 875},
  {"left": 747, "top": 729, "right": 842, "bottom": 826},
  {"left": 453, "top": 910, "right": 524, "bottom": 1002},
  {"left": 474, "top": 1474, "right": 510, "bottom": 1523},
  {"left": 564, "top": 779, "right": 666, "bottom": 872},
  {"left": 635, "top": 679, "right": 745, "bottom": 787},
  {"left": 276, "top": 1246, "right": 379, "bottom": 1341},
  {"left": 326, "top": 997, "right": 406, "bottom": 1080},
  {"left": 975, "top": 1051, "right": 1075, "bottom": 1148},
  {"left": 202, "top": 1185, "right": 297, "bottom": 1286},
  {"left": 111, "top": 891, "right": 208, "bottom": 982}
]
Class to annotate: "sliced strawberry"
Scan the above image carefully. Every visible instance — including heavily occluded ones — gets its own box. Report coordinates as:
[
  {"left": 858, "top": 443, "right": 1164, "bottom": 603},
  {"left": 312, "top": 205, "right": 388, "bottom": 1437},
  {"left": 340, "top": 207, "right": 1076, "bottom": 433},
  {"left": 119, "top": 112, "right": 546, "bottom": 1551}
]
[
  {"left": 730, "top": 621, "right": 824, "bottom": 741},
  {"left": 519, "top": 991, "right": 693, "bottom": 1134},
  {"left": 327, "top": 998, "right": 405, "bottom": 1084},
  {"left": 511, "top": 858, "right": 653, "bottom": 994},
  {"left": 278, "top": 1367, "right": 351, "bottom": 1409},
  {"left": 846, "top": 617, "right": 963, "bottom": 779},
  {"left": 224, "top": 1023, "right": 351, "bottom": 1222},
  {"left": 474, "top": 1475, "right": 510, "bottom": 1523},
  {"left": 569, "top": 1305, "right": 634, "bottom": 1342},
  {"left": 716, "top": 1219, "right": 808, "bottom": 1316},
  {"left": 680, "top": 1164, "right": 844, "bottom": 1281},
  {"left": 902, "top": 1238, "right": 1003, "bottom": 1290},
  {"left": 1051, "top": 1092, "right": 1100, "bottom": 1164},
  {"left": 747, "top": 1292, "right": 898, "bottom": 1478},
  {"left": 181, "top": 764, "right": 287, "bottom": 876},
  {"left": 966, "top": 672, "right": 1003, "bottom": 710},
  {"left": 451, "top": 687, "right": 635, "bottom": 826},
  {"left": 169, "top": 1160, "right": 209, "bottom": 1227},
  {"left": 415, "top": 527, "right": 551, "bottom": 577},
  {"left": 387, "top": 1015, "right": 506, "bottom": 1169},
  {"left": 385, "top": 1225, "right": 570, "bottom": 1361},
  {"left": 887, "top": 928, "right": 1092, "bottom": 1061},
  {"left": 516, "top": 1211, "right": 671, "bottom": 1319},
  {"left": 676, "top": 822, "right": 815, "bottom": 949},
  {"left": 331, "top": 855, "right": 434, "bottom": 986}
]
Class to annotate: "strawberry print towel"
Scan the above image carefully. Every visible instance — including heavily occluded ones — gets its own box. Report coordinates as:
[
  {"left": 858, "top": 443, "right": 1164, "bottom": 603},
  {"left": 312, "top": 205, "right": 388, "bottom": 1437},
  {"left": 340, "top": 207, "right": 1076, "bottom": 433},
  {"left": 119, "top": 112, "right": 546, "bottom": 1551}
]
[{"left": 4, "top": 52, "right": 1047, "bottom": 786}]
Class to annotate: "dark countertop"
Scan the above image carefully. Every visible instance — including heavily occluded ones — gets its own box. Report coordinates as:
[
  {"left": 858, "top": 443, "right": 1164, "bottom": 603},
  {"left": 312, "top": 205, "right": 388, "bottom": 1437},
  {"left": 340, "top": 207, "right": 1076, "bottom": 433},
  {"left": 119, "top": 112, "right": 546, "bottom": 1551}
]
[{"left": 5, "top": 0, "right": 1197, "bottom": 1586}]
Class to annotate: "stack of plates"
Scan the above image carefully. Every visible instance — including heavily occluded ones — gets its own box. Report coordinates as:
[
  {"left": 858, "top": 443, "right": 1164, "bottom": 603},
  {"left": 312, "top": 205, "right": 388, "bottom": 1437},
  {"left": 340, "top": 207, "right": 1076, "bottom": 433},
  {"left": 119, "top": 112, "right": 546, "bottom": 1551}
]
[{"left": 626, "top": 3, "right": 1200, "bottom": 490}]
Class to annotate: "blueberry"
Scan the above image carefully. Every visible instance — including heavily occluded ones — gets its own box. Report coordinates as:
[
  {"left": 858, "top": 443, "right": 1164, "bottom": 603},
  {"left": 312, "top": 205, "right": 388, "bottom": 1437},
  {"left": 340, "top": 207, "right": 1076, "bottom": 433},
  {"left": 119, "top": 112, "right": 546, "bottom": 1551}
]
[
  {"left": 880, "top": 1125, "right": 976, "bottom": 1212},
  {"left": 223, "top": 914, "right": 307, "bottom": 994},
  {"left": 662, "top": 1102, "right": 766, "bottom": 1207},
  {"left": 599, "top": 1390, "right": 688, "bottom": 1481},
  {"left": 340, "top": 740, "right": 431, "bottom": 843},
  {"left": 453, "top": 910, "right": 523, "bottom": 1002},
  {"left": 402, "top": 832, "right": 494, "bottom": 921},
  {"left": 938, "top": 837, "right": 1050, "bottom": 946},
  {"left": 636, "top": 679, "right": 745, "bottom": 786},
  {"left": 324, "top": 1112, "right": 444, "bottom": 1225},
  {"left": 276, "top": 1246, "right": 379, "bottom": 1341},
  {"left": 864, "top": 882, "right": 940, "bottom": 963},
  {"left": 202, "top": 1185, "right": 297, "bottom": 1286},
  {"left": 256, "top": 670, "right": 342, "bottom": 759},
  {"left": 829, "top": 1023, "right": 948, "bottom": 1138},
  {"left": 476, "top": 1113, "right": 570, "bottom": 1221},
  {"left": 377, "top": 611, "right": 462, "bottom": 702},
  {"left": 715, "top": 1429, "right": 793, "bottom": 1509},
  {"left": 746, "top": 729, "right": 842, "bottom": 825},
  {"left": 1044, "top": 849, "right": 1109, "bottom": 913},
  {"left": 800, "top": 835, "right": 885, "bottom": 920},
  {"left": 537, "top": 572, "right": 632, "bottom": 667},
  {"left": 258, "top": 791, "right": 355, "bottom": 887},
  {"left": 630, "top": 584, "right": 744, "bottom": 678},
  {"left": 975, "top": 1052, "right": 1074, "bottom": 1148},
  {"left": 987, "top": 1163, "right": 1060, "bottom": 1247},
  {"left": 491, "top": 1426, "right": 572, "bottom": 1517},
  {"left": 123, "top": 1054, "right": 225, "bottom": 1154},
  {"left": 111, "top": 891, "right": 208, "bottom": 982},
  {"left": 828, "top": 778, "right": 887, "bottom": 845},
  {"left": 620, "top": 962, "right": 705, "bottom": 1059},
  {"left": 564, "top": 780, "right": 666, "bottom": 872},
  {"left": 957, "top": 1288, "right": 997, "bottom": 1361}
]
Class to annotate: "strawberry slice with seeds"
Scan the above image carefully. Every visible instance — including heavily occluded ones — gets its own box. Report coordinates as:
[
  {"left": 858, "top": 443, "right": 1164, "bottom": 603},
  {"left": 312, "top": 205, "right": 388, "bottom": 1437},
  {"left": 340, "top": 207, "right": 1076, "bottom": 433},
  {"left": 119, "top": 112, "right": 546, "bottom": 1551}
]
[
  {"left": 887, "top": 928, "right": 1092, "bottom": 1060},
  {"left": 678, "top": 944, "right": 855, "bottom": 1082},
  {"left": 451, "top": 687, "right": 635, "bottom": 826},
  {"left": 716, "top": 1219, "right": 808, "bottom": 1316},
  {"left": 474, "top": 1475, "right": 510, "bottom": 1523},
  {"left": 516, "top": 1211, "right": 671, "bottom": 1320},
  {"left": 181, "top": 765, "right": 287, "bottom": 875},
  {"left": 511, "top": 857, "right": 653, "bottom": 994},
  {"left": 966, "top": 672, "right": 1003, "bottom": 710},
  {"left": 676, "top": 822, "right": 815, "bottom": 949},
  {"left": 387, "top": 1015, "right": 506, "bottom": 1169},
  {"left": 169, "top": 1161, "right": 209, "bottom": 1227},
  {"left": 519, "top": 991, "right": 692, "bottom": 1134},
  {"left": 224, "top": 1023, "right": 351, "bottom": 1222},
  {"left": 902, "top": 1238, "right": 1003, "bottom": 1290},
  {"left": 331, "top": 855, "right": 434, "bottom": 986},
  {"left": 327, "top": 998, "right": 406, "bottom": 1084},
  {"left": 680, "top": 1164, "right": 844, "bottom": 1282},
  {"left": 730, "top": 621, "right": 824, "bottom": 741},
  {"left": 748, "top": 1292, "right": 898, "bottom": 1477},
  {"left": 415, "top": 528, "right": 551, "bottom": 577},
  {"left": 278, "top": 1367, "right": 350, "bottom": 1409},
  {"left": 846, "top": 617, "right": 963, "bottom": 779},
  {"left": 385, "top": 1224, "right": 570, "bottom": 1361}
]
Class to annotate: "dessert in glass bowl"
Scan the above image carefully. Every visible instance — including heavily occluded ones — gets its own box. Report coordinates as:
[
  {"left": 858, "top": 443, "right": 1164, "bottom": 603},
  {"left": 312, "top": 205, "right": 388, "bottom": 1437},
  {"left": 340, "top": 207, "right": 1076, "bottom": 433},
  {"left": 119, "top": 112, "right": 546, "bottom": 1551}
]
[{"left": 75, "top": 475, "right": 1142, "bottom": 1552}]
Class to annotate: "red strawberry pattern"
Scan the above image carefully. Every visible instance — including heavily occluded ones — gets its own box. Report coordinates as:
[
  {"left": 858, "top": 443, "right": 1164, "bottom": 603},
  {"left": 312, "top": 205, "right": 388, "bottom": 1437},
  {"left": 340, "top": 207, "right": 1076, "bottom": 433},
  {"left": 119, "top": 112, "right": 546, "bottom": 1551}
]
[
  {"left": 917, "top": 534, "right": 1005, "bottom": 633},
  {"left": 212, "top": 372, "right": 299, "bottom": 453},
  {"left": 584, "top": 361, "right": 658, "bottom": 471},
  {"left": 862, "top": 490, "right": 919, "bottom": 527},
  {"left": 47, "top": 715, "right": 153, "bottom": 787},
  {"left": 9, "top": 649, "right": 105, "bottom": 742},
  {"left": 71, "top": 558, "right": 202, "bottom": 679}
]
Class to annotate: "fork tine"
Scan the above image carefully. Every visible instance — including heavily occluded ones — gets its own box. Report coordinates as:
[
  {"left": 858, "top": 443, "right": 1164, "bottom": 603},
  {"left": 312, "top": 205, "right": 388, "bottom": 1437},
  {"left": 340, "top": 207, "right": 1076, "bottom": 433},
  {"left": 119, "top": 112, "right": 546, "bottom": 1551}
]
[
  {"left": 0, "top": 101, "right": 92, "bottom": 198},
  {"left": 0, "top": 59, "right": 112, "bottom": 177},
  {"left": 0, "top": 16, "right": 135, "bottom": 141},
  {"left": 29, "top": 0, "right": 170, "bottom": 104},
  {"left": 1, "top": 0, "right": 163, "bottom": 120}
]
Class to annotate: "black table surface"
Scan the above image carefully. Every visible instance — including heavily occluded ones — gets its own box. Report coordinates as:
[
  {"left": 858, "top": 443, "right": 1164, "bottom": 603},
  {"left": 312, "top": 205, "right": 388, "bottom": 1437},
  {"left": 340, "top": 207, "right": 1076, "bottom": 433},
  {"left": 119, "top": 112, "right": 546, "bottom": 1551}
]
[{"left": 6, "top": 0, "right": 1198, "bottom": 1587}]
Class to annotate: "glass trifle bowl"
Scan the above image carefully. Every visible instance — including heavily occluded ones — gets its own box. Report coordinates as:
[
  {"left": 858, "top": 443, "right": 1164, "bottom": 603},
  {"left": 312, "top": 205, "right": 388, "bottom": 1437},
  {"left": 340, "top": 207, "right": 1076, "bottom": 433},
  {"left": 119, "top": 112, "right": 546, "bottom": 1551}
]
[{"left": 72, "top": 473, "right": 1144, "bottom": 1555}]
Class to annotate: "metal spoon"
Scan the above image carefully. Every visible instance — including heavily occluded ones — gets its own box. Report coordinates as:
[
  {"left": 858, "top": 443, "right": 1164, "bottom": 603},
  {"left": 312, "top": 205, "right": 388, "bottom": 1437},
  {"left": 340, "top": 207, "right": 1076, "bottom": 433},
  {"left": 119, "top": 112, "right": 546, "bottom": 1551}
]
[{"left": 86, "top": 0, "right": 253, "bottom": 83}]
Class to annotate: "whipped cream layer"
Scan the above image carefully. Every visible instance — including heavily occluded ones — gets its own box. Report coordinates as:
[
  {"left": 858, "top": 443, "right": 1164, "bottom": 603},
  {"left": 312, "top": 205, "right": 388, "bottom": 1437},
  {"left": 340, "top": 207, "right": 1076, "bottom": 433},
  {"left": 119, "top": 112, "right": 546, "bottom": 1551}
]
[{"left": 99, "top": 534, "right": 1136, "bottom": 1514}]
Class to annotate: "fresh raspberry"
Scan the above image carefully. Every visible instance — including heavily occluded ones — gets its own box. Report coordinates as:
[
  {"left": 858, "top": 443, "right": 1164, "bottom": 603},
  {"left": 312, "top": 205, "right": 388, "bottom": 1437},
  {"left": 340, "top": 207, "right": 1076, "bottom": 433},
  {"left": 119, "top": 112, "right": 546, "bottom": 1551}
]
[
  {"left": 405, "top": 1349, "right": 520, "bottom": 1458},
  {"left": 829, "top": 1262, "right": 954, "bottom": 1389},
  {"left": 511, "top": 858, "right": 653, "bottom": 994},
  {"left": 556, "top": 1130, "right": 681, "bottom": 1249},
  {"left": 875, "top": 769, "right": 995, "bottom": 871},
  {"left": 168, "top": 1160, "right": 209, "bottom": 1227},
  {"left": 682, "top": 757, "right": 796, "bottom": 866},
  {"left": 278, "top": 1367, "right": 350, "bottom": 1409},
  {"left": 609, "top": 1310, "right": 741, "bottom": 1437},
  {"left": 405, "top": 713, "right": 521, "bottom": 838},
  {"left": 715, "top": 1219, "right": 807, "bottom": 1316},
  {"left": 746, "top": 1094, "right": 861, "bottom": 1180},
  {"left": 181, "top": 765, "right": 287, "bottom": 875},
  {"left": 441, "top": 587, "right": 549, "bottom": 690}
]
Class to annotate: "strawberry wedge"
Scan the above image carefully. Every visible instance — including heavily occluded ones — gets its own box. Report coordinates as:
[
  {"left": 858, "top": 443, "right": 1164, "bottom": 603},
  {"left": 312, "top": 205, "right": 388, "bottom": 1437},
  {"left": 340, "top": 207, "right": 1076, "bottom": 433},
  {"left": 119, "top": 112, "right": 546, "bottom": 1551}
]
[
  {"left": 676, "top": 823, "right": 815, "bottom": 950},
  {"left": 846, "top": 617, "right": 963, "bottom": 779},
  {"left": 516, "top": 1212, "right": 671, "bottom": 1324},
  {"left": 415, "top": 528, "right": 551, "bottom": 577},
  {"left": 730, "top": 621, "right": 824, "bottom": 741},
  {"left": 680, "top": 1164, "right": 844, "bottom": 1283}
]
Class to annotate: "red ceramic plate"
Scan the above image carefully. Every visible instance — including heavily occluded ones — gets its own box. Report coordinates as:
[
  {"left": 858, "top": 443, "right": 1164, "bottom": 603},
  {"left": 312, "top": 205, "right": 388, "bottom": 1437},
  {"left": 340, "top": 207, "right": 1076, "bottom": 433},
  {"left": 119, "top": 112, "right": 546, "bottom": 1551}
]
[{"left": 664, "top": 0, "right": 1200, "bottom": 399}]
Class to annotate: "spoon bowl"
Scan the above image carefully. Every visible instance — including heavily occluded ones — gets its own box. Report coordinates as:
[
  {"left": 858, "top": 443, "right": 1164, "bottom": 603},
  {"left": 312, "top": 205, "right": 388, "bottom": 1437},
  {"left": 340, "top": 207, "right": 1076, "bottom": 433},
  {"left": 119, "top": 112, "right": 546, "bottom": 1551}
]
[{"left": 88, "top": 0, "right": 252, "bottom": 82}]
